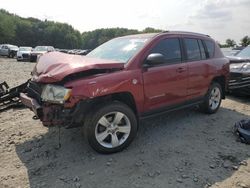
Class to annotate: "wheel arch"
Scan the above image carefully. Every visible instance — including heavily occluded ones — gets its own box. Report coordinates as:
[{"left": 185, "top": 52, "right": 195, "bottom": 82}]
[
  {"left": 211, "top": 75, "right": 226, "bottom": 99},
  {"left": 87, "top": 92, "right": 138, "bottom": 116}
]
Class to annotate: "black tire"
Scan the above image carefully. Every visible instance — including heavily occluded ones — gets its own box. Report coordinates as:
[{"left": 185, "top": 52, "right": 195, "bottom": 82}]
[
  {"left": 199, "top": 82, "right": 222, "bottom": 114},
  {"left": 84, "top": 101, "right": 138, "bottom": 154}
]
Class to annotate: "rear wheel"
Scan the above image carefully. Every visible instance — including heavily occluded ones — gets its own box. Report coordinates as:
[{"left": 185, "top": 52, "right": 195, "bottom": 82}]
[
  {"left": 199, "top": 82, "right": 222, "bottom": 114},
  {"left": 84, "top": 101, "right": 138, "bottom": 154}
]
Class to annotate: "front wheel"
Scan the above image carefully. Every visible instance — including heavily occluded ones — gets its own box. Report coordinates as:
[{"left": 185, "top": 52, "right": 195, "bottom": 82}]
[
  {"left": 199, "top": 82, "right": 222, "bottom": 114},
  {"left": 84, "top": 101, "right": 138, "bottom": 154}
]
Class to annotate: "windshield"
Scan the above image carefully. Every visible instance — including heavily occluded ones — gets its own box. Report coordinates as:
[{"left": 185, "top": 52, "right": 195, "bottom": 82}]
[
  {"left": 236, "top": 46, "right": 250, "bottom": 58},
  {"left": 34, "top": 46, "right": 48, "bottom": 51},
  {"left": 87, "top": 37, "right": 150, "bottom": 63},
  {"left": 19, "top": 47, "right": 32, "bottom": 51}
]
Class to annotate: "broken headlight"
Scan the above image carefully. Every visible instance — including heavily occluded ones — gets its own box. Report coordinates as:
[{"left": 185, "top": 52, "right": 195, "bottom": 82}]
[{"left": 41, "top": 84, "right": 71, "bottom": 104}]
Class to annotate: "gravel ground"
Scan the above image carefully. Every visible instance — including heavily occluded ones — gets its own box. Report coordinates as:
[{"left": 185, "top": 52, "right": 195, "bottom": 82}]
[{"left": 0, "top": 57, "right": 250, "bottom": 188}]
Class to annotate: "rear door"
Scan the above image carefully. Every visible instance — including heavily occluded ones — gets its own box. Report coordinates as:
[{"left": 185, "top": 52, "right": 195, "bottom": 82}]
[
  {"left": 142, "top": 37, "right": 188, "bottom": 112},
  {"left": 2, "top": 46, "right": 9, "bottom": 56},
  {"left": 0, "top": 45, "right": 8, "bottom": 55},
  {"left": 183, "top": 38, "right": 211, "bottom": 100}
]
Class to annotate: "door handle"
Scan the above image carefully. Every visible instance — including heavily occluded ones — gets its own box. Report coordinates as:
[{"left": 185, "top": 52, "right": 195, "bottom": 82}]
[{"left": 176, "top": 67, "right": 186, "bottom": 73}]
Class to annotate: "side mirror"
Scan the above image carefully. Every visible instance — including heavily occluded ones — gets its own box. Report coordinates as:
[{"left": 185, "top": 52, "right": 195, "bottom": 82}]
[{"left": 146, "top": 53, "right": 165, "bottom": 65}]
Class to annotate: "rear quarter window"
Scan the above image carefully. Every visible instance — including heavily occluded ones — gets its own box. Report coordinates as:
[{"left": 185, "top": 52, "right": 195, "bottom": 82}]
[
  {"left": 198, "top": 40, "right": 206, "bottom": 60},
  {"left": 204, "top": 40, "right": 215, "bottom": 58}
]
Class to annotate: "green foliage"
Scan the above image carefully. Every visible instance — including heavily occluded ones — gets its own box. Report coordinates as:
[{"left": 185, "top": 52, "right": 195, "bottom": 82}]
[
  {"left": 0, "top": 9, "right": 163, "bottom": 49},
  {"left": 0, "top": 9, "right": 82, "bottom": 48},
  {"left": 225, "top": 39, "right": 236, "bottom": 47},
  {"left": 240, "top": 36, "right": 250, "bottom": 47},
  {"left": 81, "top": 27, "right": 163, "bottom": 49},
  {"left": 81, "top": 28, "right": 139, "bottom": 49},
  {"left": 0, "top": 10, "right": 16, "bottom": 43}
]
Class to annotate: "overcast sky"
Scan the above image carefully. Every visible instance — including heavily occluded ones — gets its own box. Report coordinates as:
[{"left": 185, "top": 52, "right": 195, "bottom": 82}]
[{"left": 1, "top": 0, "right": 250, "bottom": 44}]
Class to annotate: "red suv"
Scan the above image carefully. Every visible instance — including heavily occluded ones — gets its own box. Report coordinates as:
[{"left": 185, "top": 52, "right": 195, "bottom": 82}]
[{"left": 21, "top": 31, "right": 229, "bottom": 153}]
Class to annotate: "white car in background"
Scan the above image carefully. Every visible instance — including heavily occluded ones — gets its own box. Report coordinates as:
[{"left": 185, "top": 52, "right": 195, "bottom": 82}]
[
  {"left": 30, "top": 46, "right": 55, "bottom": 62},
  {"left": 16, "top": 46, "right": 32, "bottom": 61}
]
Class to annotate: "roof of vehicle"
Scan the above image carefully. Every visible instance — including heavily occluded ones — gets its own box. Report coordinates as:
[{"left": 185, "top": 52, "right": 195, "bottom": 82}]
[
  {"left": 35, "top": 46, "right": 54, "bottom": 48},
  {"left": 119, "top": 31, "right": 211, "bottom": 39},
  {"left": 118, "top": 33, "right": 158, "bottom": 38},
  {"left": 19, "top": 46, "right": 32, "bottom": 48},
  {"left": 163, "top": 31, "right": 210, "bottom": 37}
]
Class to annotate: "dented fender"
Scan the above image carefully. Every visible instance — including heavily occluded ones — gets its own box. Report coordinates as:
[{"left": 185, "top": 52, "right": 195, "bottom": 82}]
[{"left": 64, "top": 69, "right": 145, "bottom": 113}]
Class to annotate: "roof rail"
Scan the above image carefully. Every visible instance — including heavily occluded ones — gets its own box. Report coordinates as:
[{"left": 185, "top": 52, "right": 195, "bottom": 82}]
[{"left": 160, "top": 30, "right": 210, "bottom": 38}]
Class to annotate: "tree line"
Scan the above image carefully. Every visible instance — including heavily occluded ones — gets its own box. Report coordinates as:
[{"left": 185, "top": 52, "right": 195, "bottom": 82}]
[
  {"left": 219, "top": 36, "right": 250, "bottom": 48},
  {"left": 1, "top": 9, "right": 249, "bottom": 49},
  {"left": 0, "top": 9, "right": 162, "bottom": 49}
]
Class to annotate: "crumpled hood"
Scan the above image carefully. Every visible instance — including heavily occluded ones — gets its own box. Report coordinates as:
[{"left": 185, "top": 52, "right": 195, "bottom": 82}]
[{"left": 32, "top": 52, "right": 124, "bottom": 83}]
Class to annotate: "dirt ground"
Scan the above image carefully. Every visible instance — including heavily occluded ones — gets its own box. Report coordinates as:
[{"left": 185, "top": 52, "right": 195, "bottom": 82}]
[{"left": 0, "top": 57, "right": 250, "bottom": 188}]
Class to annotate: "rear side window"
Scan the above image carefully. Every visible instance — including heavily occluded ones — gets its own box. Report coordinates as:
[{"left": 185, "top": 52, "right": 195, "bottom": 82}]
[
  {"left": 150, "top": 38, "right": 182, "bottom": 63},
  {"left": 184, "top": 38, "right": 201, "bottom": 61},
  {"left": 204, "top": 40, "right": 215, "bottom": 58},
  {"left": 198, "top": 40, "right": 206, "bottom": 60}
]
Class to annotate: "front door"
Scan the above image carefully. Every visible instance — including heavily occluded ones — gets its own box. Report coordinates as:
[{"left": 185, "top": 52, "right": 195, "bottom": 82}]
[{"left": 142, "top": 37, "right": 188, "bottom": 112}]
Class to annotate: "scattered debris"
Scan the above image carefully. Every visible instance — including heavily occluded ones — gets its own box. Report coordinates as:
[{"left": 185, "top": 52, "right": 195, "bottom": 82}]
[
  {"left": 176, "top": 178, "right": 183, "bottom": 183},
  {"left": 239, "top": 160, "right": 248, "bottom": 166},
  {"left": 88, "top": 171, "right": 94, "bottom": 175},
  {"left": 75, "top": 182, "right": 81, "bottom": 188},
  {"left": 193, "top": 177, "right": 199, "bottom": 182},
  {"left": 181, "top": 174, "right": 189, "bottom": 179},
  {"left": 234, "top": 119, "right": 250, "bottom": 144},
  {"left": 73, "top": 176, "right": 80, "bottom": 182}
]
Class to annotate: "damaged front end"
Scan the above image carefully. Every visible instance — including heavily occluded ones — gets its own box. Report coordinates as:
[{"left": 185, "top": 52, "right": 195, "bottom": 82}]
[
  {"left": 2, "top": 52, "right": 124, "bottom": 126},
  {"left": 20, "top": 80, "right": 91, "bottom": 128}
]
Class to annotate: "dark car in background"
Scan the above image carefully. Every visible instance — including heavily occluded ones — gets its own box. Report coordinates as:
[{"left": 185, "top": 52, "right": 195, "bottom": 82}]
[
  {"left": 0, "top": 44, "right": 19, "bottom": 58},
  {"left": 30, "top": 46, "right": 55, "bottom": 62},
  {"left": 228, "top": 46, "right": 250, "bottom": 95}
]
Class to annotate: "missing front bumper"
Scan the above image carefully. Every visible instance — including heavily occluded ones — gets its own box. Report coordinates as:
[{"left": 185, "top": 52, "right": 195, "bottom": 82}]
[
  {"left": 20, "top": 92, "right": 43, "bottom": 118},
  {"left": 20, "top": 92, "right": 92, "bottom": 127}
]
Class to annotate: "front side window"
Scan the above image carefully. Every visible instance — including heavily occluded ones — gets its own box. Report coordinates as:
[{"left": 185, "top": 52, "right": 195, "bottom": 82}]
[
  {"left": 184, "top": 38, "right": 201, "bottom": 61},
  {"left": 150, "top": 38, "right": 182, "bottom": 63}
]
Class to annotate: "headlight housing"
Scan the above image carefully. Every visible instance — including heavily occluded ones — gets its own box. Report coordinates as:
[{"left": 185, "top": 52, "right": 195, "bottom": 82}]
[
  {"left": 230, "top": 63, "right": 250, "bottom": 72},
  {"left": 41, "top": 84, "right": 71, "bottom": 104}
]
